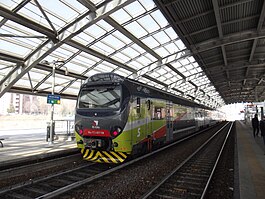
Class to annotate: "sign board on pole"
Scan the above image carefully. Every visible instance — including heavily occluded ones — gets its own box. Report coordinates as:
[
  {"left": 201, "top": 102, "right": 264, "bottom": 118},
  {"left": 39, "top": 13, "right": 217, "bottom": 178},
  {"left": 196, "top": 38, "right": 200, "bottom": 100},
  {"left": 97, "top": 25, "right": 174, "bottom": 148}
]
[{"left": 47, "top": 94, "right": 61, "bottom": 104}]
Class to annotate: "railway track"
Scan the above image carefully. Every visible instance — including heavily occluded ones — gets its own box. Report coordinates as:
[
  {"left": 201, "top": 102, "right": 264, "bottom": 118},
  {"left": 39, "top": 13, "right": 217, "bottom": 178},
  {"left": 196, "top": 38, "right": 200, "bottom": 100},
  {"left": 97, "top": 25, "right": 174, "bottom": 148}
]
[
  {"left": 140, "top": 122, "right": 234, "bottom": 199},
  {"left": 0, "top": 122, "right": 230, "bottom": 199},
  {"left": 0, "top": 162, "right": 113, "bottom": 199}
]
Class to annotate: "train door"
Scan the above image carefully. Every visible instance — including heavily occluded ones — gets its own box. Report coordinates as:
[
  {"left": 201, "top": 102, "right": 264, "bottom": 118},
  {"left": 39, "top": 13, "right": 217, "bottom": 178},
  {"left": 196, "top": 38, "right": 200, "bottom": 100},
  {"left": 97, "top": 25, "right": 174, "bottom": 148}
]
[
  {"left": 146, "top": 99, "right": 152, "bottom": 136},
  {"left": 146, "top": 99, "right": 152, "bottom": 151},
  {"left": 131, "top": 96, "right": 148, "bottom": 154},
  {"left": 166, "top": 101, "right": 173, "bottom": 142}
]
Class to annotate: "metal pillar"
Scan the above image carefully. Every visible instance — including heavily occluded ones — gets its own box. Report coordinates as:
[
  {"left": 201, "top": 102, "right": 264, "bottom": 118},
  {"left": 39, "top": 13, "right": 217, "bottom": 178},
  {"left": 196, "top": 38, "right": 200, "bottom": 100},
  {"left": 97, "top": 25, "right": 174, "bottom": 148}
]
[{"left": 49, "top": 63, "right": 55, "bottom": 145}]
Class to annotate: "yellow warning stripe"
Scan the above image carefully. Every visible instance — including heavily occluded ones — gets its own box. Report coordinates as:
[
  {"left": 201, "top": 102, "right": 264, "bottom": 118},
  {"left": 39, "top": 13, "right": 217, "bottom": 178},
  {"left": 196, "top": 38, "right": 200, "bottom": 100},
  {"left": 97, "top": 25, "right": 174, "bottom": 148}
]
[
  {"left": 81, "top": 149, "right": 127, "bottom": 163},
  {"left": 110, "top": 151, "right": 126, "bottom": 162},
  {"left": 102, "top": 151, "right": 118, "bottom": 164},
  {"left": 118, "top": 152, "right": 127, "bottom": 159},
  {"left": 83, "top": 149, "right": 89, "bottom": 158},
  {"left": 85, "top": 150, "right": 94, "bottom": 160},
  {"left": 90, "top": 151, "right": 100, "bottom": 161},
  {"left": 97, "top": 152, "right": 110, "bottom": 163}
]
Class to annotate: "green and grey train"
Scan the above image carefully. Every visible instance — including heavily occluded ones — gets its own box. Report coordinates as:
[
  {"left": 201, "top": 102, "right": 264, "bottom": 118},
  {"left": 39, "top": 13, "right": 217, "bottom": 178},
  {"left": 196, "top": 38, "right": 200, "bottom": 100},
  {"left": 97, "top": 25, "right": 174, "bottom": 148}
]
[{"left": 74, "top": 73, "right": 221, "bottom": 163}]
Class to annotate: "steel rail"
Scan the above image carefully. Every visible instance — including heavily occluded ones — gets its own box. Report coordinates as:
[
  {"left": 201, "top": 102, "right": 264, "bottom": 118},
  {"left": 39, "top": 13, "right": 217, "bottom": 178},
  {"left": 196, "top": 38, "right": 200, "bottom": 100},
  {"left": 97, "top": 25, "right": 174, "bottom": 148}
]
[
  {"left": 0, "top": 163, "right": 95, "bottom": 195},
  {"left": 140, "top": 122, "right": 232, "bottom": 199},
  {"left": 200, "top": 121, "right": 234, "bottom": 198}
]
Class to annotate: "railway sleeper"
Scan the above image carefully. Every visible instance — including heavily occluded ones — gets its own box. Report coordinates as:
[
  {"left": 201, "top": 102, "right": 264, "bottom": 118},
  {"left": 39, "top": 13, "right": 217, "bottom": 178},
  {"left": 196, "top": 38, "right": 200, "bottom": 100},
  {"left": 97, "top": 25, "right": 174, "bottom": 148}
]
[
  {"left": 156, "top": 186, "right": 201, "bottom": 198},
  {"left": 65, "top": 174, "right": 84, "bottom": 181},
  {"left": 177, "top": 172, "right": 209, "bottom": 178},
  {"left": 7, "top": 192, "right": 32, "bottom": 199},
  {"left": 23, "top": 187, "right": 47, "bottom": 195},
  {"left": 173, "top": 179, "right": 206, "bottom": 187},
  {"left": 176, "top": 175, "right": 207, "bottom": 183},
  {"left": 38, "top": 183, "right": 57, "bottom": 191}
]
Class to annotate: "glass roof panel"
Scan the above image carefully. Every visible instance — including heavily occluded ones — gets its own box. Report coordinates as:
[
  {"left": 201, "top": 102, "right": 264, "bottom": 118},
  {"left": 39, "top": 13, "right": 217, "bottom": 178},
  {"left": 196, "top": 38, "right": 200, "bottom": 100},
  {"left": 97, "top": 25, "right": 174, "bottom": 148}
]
[
  {"left": 164, "top": 73, "right": 173, "bottom": 78},
  {"left": 125, "top": 21, "right": 148, "bottom": 38},
  {"left": 127, "top": 60, "right": 143, "bottom": 70},
  {"left": 153, "top": 31, "right": 170, "bottom": 45},
  {"left": 114, "top": 68, "right": 133, "bottom": 77},
  {"left": 124, "top": 1, "right": 146, "bottom": 18},
  {"left": 110, "top": 8, "right": 132, "bottom": 24},
  {"left": 36, "top": 0, "right": 80, "bottom": 23},
  {"left": 145, "top": 53, "right": 157, "bottom": 62},
  {"left": 95, "top": 64, "right": 114, "bottom": 73},
  {"left": 101, "top": 34, "right": 126, "bottom": 50},
  {"left": 79, "top": 52, "right": 101, "bottom": 63},
  {"left": 6, "top": 19, "right": 46, "bottom": 36},
  {"left": 84, "top": 23, "right": 108, "bottom": 39},
  {"left": 154, "top": 46, "right": 170, "bottom": 58},
  {"left": 29, "top": 70, "right": 48, "bottom": 81},
  {"left": 112, "top": 52, "right": 131, "bottom": 63},
  {"left": 131, "top": 43, "right": 146, "bottom": 54},
  {"left": 180, "top": 59, "right": 190, "bottom": 66},
  {"left": 0, "top": 39, "right": 31, "bottom": 57},
  {"left": 61, "top": 0, "right": 87, "bottom": 13},
  {"left": 121, "top": 47, "right": 140, "bottom": 59},
  {"left": 97, "top": 20, "right": 114, "bottom": 32},
  {"left": 72, "top": 32, "right": 95, "bottom": 45},
  {"left": 142, "top": 37, "right": 159, "bottom": 49},
  {"left": 85, "top": 68, "right": 102, "bottom": 77},
  {"left": 175, "top": 39, "right": 186, "bottom": 50},
  {"left": 112, "top": 31, "right": 132, "bottom": 44},
  {"left": 17, "top": 3, "right": 59, "bottom": 29},
  {"left": 165, "top": 27, "right": 179, "bottom": 40},
  {"left": 0, "top": 0, "right": 22, "bottom": 9},
  {"left": 0, "top": 61, "right": 15, "bottom": 74},
  {"left": 139, "top": 0, "right": 156, "bottom": 10},
  {"left": 91, "top": 40, "right": 116, "bottom": 56},
  {"left": 65, "top": 62, "right": 87, "bottom": 74},
  {"left": 100, "top": 61, "right": 117, "bottom": 70},
  {"left": 151, "top": 10, "right": 168, "bottom": 28},
  {"left": 138, "top": 15, "right": 160, "bottom": 33},
  {"left": 164, "top": 43, "right": 180, "bottom": 54},
  {"left": 1, "top": 24, "right": 44, "bottom": 48},
  {"left": 135, "top": 55, "right": 153, "bottom": 66},
  {"left": 157, "top": 76, "right": 166, "bottom": 82}
]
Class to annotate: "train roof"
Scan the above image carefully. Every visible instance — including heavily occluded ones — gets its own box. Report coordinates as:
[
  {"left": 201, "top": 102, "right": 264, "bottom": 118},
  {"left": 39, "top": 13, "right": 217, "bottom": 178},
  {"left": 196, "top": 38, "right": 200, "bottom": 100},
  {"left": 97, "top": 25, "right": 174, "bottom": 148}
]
[{"left": 83, "top": 73, "right": 214, "bottom": 110}]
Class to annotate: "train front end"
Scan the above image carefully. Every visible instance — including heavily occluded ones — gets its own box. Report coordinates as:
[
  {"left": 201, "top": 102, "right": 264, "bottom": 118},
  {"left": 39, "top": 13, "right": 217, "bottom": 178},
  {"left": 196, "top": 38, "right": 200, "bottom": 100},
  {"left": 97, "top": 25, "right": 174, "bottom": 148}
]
[{"left": 74, "top": 73, "right": 130, "bottom": 163}]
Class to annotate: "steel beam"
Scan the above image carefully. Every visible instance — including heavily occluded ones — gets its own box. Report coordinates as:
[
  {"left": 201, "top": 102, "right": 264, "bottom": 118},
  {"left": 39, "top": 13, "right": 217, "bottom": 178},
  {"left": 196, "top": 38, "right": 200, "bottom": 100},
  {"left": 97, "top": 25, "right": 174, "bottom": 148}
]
[{"left": 0, "top": 0, "right": 136, "bottom": 98}]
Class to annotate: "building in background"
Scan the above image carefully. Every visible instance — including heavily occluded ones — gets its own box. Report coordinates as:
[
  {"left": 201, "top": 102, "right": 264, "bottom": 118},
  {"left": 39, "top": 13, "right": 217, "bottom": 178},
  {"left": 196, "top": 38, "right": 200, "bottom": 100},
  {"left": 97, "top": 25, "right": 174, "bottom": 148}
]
[{"left": 0, "top": 92, "right": 76, "bottom": 117}]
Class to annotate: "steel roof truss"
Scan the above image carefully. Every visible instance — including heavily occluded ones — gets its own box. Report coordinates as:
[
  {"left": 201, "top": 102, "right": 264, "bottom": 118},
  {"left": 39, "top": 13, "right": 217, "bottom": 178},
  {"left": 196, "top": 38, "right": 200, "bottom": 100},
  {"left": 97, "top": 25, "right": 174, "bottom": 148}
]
[{"left": 0, "top": 0, "right": 135, "bottom": 98}]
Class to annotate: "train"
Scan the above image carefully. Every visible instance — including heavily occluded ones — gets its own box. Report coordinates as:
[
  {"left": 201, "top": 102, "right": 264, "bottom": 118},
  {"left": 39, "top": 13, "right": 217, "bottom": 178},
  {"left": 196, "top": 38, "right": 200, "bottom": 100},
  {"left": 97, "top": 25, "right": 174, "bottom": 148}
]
[{"left": 74, "top": 72, "right": 222, "bottom": 163}]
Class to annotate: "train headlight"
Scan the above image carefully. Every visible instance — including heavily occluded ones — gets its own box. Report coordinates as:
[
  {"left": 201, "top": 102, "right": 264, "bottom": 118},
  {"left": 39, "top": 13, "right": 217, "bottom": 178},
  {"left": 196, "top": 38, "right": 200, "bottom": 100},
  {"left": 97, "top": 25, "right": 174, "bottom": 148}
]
[{"left": 111, "top": 126, "right": 122, "bottom": 138}]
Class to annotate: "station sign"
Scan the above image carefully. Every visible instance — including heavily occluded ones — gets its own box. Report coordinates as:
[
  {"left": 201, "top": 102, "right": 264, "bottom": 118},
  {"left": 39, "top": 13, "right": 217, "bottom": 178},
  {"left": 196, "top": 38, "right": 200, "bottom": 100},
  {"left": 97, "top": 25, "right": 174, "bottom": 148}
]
[{"left": 47, "top": 94, "right": 61, "bottom": 104}]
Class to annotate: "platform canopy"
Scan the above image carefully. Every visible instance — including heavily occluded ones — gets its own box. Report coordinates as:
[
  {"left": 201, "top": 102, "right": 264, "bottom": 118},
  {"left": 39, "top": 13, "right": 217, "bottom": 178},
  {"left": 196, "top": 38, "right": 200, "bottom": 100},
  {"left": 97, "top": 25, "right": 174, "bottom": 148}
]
[{"left": 0, "top": 0, "right": 232, "bottom": 108}]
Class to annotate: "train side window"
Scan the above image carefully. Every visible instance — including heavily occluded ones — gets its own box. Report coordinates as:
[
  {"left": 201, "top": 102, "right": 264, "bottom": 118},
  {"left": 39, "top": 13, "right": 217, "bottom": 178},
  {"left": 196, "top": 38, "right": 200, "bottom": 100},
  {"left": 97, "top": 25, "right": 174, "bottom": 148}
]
[{"left": 136, "top": 97, "right": 140, "bottom": 113}]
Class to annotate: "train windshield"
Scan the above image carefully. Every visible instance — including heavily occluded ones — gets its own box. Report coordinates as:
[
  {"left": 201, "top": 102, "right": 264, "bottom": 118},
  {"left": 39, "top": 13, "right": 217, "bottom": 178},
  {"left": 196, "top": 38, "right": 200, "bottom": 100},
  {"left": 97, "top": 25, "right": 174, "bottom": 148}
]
[{"left": 77, "top": 86, "right": 121, "bottom": 109}]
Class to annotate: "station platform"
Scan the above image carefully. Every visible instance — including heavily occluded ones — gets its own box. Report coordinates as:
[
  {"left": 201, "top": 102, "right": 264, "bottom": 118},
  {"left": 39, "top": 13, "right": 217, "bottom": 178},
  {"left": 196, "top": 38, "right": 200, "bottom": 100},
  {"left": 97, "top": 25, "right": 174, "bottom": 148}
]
[
  {"left": 0, "top": 132, "right": 77, "bottom": 167},
  {"left": 236, "top": 120, "right": 265, "bottom": 199}
]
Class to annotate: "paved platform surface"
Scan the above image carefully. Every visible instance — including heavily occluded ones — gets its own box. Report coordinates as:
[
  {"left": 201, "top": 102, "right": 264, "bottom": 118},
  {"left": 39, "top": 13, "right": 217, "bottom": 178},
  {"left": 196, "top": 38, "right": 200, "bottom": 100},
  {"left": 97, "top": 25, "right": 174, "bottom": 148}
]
[
  {"left": 0, "top": 132, "right": 76, "bottom": 166},
  {"left": 236, "top": 120, "right": 265, "bottom": 199}
]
